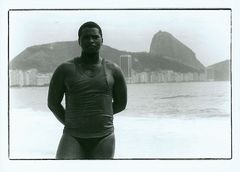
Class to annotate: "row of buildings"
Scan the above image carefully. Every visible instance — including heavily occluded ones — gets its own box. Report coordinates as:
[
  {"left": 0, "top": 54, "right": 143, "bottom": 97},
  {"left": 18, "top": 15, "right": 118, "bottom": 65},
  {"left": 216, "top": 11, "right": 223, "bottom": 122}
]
[
  {"left": 10, "top": 69, "right": 52, "bottom": 87},
  {"left": 9, "top": 55, "right": 222, "bottom": 87},
  {"left": 120, "top": 55, "right": 208, "bottom": 83},
  {"left": 129, "top": 70, "right": 207, "bottom": 83},
  {"left": 9, "top": 68, "right": 208, "bottom": 87}
]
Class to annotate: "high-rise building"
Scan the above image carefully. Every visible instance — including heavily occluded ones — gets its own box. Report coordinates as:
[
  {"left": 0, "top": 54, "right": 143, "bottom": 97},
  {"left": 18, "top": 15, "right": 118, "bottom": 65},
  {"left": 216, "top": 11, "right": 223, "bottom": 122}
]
[
  {"left": 36, "top": 73, "right": 52, "bottom": 86},
  {"left": 120, "top": 55, "right": 132, "bottom": 78},
  {"left": 9, "top": 70, "right": 24, "bottom": 86},
  {"left": 25, "top": 69, "right": 38, "bottom": 86}
]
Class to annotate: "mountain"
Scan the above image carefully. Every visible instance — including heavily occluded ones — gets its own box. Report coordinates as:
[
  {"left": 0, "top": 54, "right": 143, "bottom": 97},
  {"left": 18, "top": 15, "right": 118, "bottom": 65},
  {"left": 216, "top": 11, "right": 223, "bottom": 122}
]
[
  {"left": 129, "top": 52, "right": 204, "bottom": 73},
  {"left": 207, "top": 60, "right": 230, "bottom": 81},
  {"left": 10, "top": 31, "right": 206, "bottom": 73},
  {"left": 150, "top": 31, "right": 205, "bottom": 72},
  {"left": 10, "top": 41, "right": 129, "bottom": 73},
  {"left": 10, "top": 41, "right": 80, "bottom": 73}
]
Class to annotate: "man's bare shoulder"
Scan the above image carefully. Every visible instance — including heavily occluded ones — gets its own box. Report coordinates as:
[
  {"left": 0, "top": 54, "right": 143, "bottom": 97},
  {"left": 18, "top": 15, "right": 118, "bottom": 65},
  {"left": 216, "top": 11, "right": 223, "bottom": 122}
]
[
  {"left": 54, "top": 58, "right": 76, "bottom": 73},
  {"left": 60, "top": 58, "right": 75, "bottom": 66},
  {"left": 104, "top": 59, "right": 124, "bottom": 78},
  {"left": 104, "top": 59, "right": 121, "bottom": 71}
]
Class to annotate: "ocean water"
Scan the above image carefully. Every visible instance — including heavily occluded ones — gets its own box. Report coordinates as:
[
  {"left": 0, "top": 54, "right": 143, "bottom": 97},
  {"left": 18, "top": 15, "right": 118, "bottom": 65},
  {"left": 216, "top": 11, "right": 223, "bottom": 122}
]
[
  {"left": 10, "top": 81, "right": 230, "bottom": 118},
  {"left": 9, "top": 82, "right": 231, "bottom": 159}
]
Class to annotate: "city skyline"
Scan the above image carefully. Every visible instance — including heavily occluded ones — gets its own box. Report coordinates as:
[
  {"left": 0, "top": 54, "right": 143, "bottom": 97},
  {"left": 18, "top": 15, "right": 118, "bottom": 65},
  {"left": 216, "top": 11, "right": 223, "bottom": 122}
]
[
  {"left": 10, "top": 53, "right": 229, "bottom": 87},
  {"left": 9, "top": 68, "right": 208, "bottom": 87}
]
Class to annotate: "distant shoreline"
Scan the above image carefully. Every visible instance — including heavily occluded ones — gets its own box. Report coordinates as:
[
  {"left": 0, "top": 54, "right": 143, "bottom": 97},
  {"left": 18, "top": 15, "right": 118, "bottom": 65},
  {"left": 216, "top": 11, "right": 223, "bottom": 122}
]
[
  {"left": 10, "top": 84, "right": 49, "bottom": 88},
  {"left": 9, "top": 80, "right": 230, "bottom": 88}
]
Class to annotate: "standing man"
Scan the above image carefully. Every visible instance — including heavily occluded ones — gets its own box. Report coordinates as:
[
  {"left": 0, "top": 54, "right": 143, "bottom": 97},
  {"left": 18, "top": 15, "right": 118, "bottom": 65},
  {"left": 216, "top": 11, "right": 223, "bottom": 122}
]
[{"left": 48, "top": 21, "right": 127, "bottom": 159}]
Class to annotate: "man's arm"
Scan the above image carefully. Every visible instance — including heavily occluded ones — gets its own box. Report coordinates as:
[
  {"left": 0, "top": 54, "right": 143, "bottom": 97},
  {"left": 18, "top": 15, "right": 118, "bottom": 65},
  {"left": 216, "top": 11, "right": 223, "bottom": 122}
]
[
  {"left": 112, "top": 65, "right": 127, "bottom": 114},
  {"left": 47, "top": 65, "right": 66, "bottom": 125}
]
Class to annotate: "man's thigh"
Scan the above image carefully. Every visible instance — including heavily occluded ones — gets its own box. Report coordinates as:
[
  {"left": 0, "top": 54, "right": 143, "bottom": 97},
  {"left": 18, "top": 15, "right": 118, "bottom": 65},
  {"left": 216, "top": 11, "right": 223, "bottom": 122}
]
[
  {"left": 90, "top": 133, "right": 115, "bottom": 159},
  {"left": 56, "top": 133, "right": 85, "bottom": 159}
]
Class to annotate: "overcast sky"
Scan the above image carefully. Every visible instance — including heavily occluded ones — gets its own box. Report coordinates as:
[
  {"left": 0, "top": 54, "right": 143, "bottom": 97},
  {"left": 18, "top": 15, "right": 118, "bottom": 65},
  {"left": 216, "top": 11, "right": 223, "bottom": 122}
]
[{"left": 9, "top": 9, "right": 231, "bottom": 66}]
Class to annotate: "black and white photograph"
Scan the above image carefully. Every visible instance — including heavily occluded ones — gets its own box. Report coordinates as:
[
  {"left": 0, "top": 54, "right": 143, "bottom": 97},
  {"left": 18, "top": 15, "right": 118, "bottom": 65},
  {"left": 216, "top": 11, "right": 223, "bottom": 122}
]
[
  {"left": 1, "top": 0, "right": 240, "bottom": 171},
  {"left": 8, "top": 9, "right": 231, "bottom": 159}
]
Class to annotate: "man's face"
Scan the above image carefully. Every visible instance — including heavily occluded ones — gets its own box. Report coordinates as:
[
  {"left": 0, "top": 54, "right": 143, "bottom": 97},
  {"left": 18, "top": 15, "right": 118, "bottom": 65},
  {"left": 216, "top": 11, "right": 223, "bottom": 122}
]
[{"left": 79, "top": 27, "right": 103, "bottom": 54}]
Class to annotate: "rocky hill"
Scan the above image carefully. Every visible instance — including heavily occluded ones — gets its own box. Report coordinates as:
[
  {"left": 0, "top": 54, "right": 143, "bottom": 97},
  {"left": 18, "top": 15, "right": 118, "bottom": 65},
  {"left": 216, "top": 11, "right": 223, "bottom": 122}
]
[
  {"left": 207, "top": 60, "right": 230, "bottom": 81},
  {"left": 10, "top": 31, "right": 206, "bottom": 73},
  {"left": 10, "top": 41, "right": 128, "bottom": 73},
  {"left": 150, "top": 31, "right": 205, "bottom": 72}
]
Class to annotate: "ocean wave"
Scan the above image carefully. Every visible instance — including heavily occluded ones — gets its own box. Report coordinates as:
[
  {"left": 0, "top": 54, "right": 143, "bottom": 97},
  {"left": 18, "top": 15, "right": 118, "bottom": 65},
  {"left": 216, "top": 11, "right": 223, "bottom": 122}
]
[{"left": 160, "top": 95, "right": 196, "bottom": 99}]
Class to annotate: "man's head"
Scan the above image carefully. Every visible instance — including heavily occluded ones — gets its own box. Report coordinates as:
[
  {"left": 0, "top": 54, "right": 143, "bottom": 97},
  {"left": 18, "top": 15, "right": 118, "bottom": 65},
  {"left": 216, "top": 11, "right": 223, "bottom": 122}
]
[
  {"left": 78, "top": 21, "right": 103, "bottom": 54},
  {"left": 78, "top": 21, "right": 103, "bottom": 39}
]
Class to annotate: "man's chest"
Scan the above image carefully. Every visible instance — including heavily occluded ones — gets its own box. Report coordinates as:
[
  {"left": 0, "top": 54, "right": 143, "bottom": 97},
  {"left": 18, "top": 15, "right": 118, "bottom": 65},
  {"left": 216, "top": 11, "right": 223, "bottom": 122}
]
[{"left": 64, "top": 66, "right": 114, "bottom": 92}]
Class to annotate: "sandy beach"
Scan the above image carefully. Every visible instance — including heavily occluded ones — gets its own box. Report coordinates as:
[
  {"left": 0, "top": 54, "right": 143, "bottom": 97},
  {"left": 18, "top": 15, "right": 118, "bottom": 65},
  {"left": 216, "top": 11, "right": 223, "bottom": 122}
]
[{"left": 9, "top": 109, "right": 231, "bottom": 159}]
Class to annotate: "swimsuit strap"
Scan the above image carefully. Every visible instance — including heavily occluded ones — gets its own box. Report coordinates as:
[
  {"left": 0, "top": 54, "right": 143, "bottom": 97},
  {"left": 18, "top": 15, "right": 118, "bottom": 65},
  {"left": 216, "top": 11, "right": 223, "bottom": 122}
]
[{"left": 102, "top": 58, "right": 110, "bottom": 89}]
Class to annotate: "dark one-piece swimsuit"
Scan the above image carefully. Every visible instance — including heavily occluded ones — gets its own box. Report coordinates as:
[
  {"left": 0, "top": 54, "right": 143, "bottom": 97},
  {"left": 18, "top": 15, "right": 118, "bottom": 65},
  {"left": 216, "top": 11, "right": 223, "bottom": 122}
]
[{"left": 57, "top": 58, "right": 115, "bottom": 159}]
